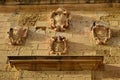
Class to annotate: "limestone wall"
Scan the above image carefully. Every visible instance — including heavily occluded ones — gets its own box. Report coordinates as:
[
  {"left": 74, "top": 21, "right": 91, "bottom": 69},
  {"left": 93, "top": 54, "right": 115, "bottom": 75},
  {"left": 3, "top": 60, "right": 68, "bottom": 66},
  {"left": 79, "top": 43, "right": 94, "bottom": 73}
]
[
  {"left": 1, "top": 0, "right": 120, "bottom": 5},
  {"left": 0, "top": 4, "right": 120, "bottom": 80}
]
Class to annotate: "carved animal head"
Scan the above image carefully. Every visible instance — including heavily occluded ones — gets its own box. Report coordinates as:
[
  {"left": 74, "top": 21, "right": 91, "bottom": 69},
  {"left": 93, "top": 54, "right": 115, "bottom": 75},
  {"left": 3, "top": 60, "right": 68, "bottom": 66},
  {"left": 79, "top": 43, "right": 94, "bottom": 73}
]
[
  {"left": 50, "top": 8, "right": 71, "bottom": 31},
  {"left": 7, "top": 27, "right": 28, "bottom": 45}
]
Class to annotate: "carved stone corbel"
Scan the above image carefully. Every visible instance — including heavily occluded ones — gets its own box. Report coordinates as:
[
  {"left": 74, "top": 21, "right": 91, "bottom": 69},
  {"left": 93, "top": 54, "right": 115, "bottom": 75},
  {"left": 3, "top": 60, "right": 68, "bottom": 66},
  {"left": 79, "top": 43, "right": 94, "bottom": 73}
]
[
  {"left": 49, "top": 36, "right": 68, "bottom": 55},
  {"left": 7, "top": 27, "right": 28, "bottom": 45},
  {"left": 91, "top": 25, "right": 111, "bottom": 45},
  {"left": 50, "top": 8, "right": 71, "bottom": 31}
]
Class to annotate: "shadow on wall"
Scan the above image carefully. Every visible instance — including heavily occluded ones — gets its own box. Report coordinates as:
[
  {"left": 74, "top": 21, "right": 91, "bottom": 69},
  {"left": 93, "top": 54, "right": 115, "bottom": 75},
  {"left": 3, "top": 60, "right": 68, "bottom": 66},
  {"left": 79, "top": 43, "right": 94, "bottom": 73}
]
[
  {"left": 109, "top": 29, "right": 120, "bottom": 47},
  {"left": 94, "top": 65, "right": 120, "bottom": 80},
  {"left": 66, "top": 14, "right": 94, "bottom": 34},
  {"left": 68, "top": 42, "right": 95, "bottom": 56},
  {"left": 103, "top": 64, "right": 120, "bottom": 78},
  {"left": 27, "top": 30, "right": 47, "bottom": 43},
  {"left": 70, "top": 14, "right": 120, "bottom": 47}
]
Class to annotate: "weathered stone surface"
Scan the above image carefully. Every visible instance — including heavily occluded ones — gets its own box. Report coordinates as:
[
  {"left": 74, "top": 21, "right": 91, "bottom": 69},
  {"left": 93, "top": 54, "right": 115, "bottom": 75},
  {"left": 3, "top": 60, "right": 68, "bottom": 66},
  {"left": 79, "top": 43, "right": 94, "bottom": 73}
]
[
  {"left": 19, "top": 50, "right": 32, "bottom": 56},
  {"left": 22, "top": 71, "right": 36, "bottom": 78},
  {"left": 20, "top": 78, "right": 35, "bottom": 80},
  {"left": 38, "top": 43, "right": 48, "bottom": 50},
  {"left": 62, "top": 77, "right": 74, "bottom": 80},
  {"left": 0, "top": 63, "right": 6, "bottom": 70},
  {"left": 104, "top": 64, "right": 120, "bottom": 71},
  {"left": 0, "top": 71, "right": 12, "bottom": 80},
  {"left": 36, "top": 78, "right": 43, "bottom": 80},
  {"left": 104, "top": 56, "right": 120, "bottom": 64},
  {"left": 0, "top": 4, "right": 120, "bottom": 80},
  {"left": 20, "top": 43, "right": 38, "bottom": 50},
  {"left": 32, "top": 50, "right": 49, "bottom": 56},
  {"left": 0, "top": 45, "right": 8, "bottom": 50},
  {"left": 110, "top": 48, "right": 120, "bottom": 56},
  {"left": 109, "top": 21, "right": 119, "bottom": 26}
]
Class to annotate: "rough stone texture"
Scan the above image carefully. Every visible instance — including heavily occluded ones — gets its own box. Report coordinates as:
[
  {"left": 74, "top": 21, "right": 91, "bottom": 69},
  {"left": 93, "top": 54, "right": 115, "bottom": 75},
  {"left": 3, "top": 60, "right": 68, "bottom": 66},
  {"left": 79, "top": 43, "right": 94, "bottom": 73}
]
[{"left": 0, "top": 4, "right": 120, "bottom": 80}]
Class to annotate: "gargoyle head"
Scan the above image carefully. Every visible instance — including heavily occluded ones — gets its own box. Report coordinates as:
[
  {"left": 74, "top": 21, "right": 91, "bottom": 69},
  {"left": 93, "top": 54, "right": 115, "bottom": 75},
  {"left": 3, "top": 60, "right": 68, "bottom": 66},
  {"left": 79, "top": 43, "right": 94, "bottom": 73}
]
[
  {"left": 7, "top": 27, "right": 28, "bottom": 45},
  {"left": 50, "top": 8, "right": 71, "bottom": 31}
]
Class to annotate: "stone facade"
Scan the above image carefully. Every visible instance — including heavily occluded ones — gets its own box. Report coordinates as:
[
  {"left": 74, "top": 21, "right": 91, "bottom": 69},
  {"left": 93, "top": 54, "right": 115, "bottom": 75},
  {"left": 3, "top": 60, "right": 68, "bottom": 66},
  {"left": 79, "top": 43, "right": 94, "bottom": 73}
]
[
  {"left": 1, "top": 0, "right": 120, "bottom": 5},
  {"left": 0, "top": 3, "right": 120, "bottom": 80}
]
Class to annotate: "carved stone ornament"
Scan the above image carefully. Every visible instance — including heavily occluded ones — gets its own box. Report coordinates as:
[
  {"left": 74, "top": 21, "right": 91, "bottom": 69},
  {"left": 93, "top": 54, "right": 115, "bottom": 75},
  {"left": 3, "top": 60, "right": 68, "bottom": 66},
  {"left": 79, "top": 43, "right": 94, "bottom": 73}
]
[
  {"left": 7, "top": 27, "right": 28, "bottom": 45},
  {"left": 91, "top": 25, "right": 111, "bottom": 45},
  {"left": 49, "top": 36, "right": 68, "bottom": 55},
  {"left": 50, "top": 8, "right": 71, "bottom": 31}
]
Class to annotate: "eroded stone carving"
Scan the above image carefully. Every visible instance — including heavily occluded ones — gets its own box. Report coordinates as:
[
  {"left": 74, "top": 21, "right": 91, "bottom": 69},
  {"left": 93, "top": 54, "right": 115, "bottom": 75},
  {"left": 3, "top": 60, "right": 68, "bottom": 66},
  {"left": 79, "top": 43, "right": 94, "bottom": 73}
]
[
  {"left": 50, "top": 8, "right": 71, "bottom": 31},
  {"left": 7, "top": 27, "right": 28, "bottom": 45},
  {"left": 18, "top": 13, "right": 39, "bottom": 27},
  {"left": 91, "top": 24, "right": 111, "bottom": 45},
  {"left": 49, "top": 36, "right": 68, "bottom": 55}
]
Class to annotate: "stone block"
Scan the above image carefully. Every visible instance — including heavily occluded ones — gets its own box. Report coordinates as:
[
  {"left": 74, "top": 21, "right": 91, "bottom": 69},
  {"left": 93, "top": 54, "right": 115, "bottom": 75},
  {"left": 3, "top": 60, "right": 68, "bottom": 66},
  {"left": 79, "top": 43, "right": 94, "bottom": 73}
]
[
  {"left": 0, "top": 33, "right": 7, "bottom": 39},
  {"left": 119, "top": 21, "right": 120, "bottom": 25},
  {"left": 0, "top": 71, "right": 19, "bottom": 80},
  {"left": 20, "top": 44, "right": 38, "bottom": 50},
  {"left": 2, "top": 22, "right": 11, "bottom": 27},
  {"left": 49, "top": 77, "right": 61, "bottom": 80},
  {"left": 0, "top": 27, "right": 9, "bottom": 35},
  {"left": 85, "top": 77, "right": 91, "bottom": 80},
  {"left": 22, "top": 71, "right": 36, "bottom": 78},
  {"left": 0, "top": 56, "right": 7, "bottom": 63},
  {"left": 0, "top": 45, "right": 8, "bottom": 50},
  {"left": 0, "top": 71, "right": 16, "bottom": 80},
  {"left": 110, "top": 48, "right": 120, "bottom": 56},
  {"left": 47, "top": 71, "right": 63, "bottom": 78},
  {"left": 36, "top": 30, "right": 46, "bottom": 35},
  {"left": 36, "top": 21, "right": 49, "bottom": 27},
  {"left": 7, "top": 46, "right": 21, "bottom": 51},
  {"left": 0, "top": 63, "right": 6, "bottom": 70},
  {"left": 35, "top": 71, "right": 48, "bottom": 78},
  {"left": 104, "top": 64, "right": 120, "bottom": 71},
  {"left": 19, "top": 50, "right": 32, "bottom": 56},
  {"left": 74, "top": 76, "right": 84, "bottom": 80},
  {"left": 11, "top": 71, "right": 21, "bottom": 80},
  {"left": 0, "top": 39, "right": 7, "bottom": 44},
  {"left": 62, "top": 77, "right": 74, "bottom": 80},
  {"left": 83, "top": 51, "right": 96, "bottom": 56},
  {"left": 63, "top": 0, "right": 78, "bottom": 3},
  {"left": 102, "top": 78, "right": 113, "bottom": 80},
  {"left": 7, "top": 51, "right": 19, "bottom": 56},
  {"left": 96, "top": 49, "right": 110, "bottom": 56},
  {"left": 104, "top": 56, "right": 120, "bottom": 64},
  {"left": 103, "top": 71, "right": 120, "bottom": 79},
  {"left": 93, "top": 71, "right": 103, "bottom": 79},
  {"left": 79, "top": 0, "right": 86, "bottom": 3},
  {"left": 46, "top": 29, "right": 56, "bottom": 37},
  {"left": 38, "top": 43, "right": 48, "bottom": 50},
  {"left": 36, "top": 78, "right": 43, "bottom": 80},
  {"left": 20, "top": 78, "right": 35, "bottom": 80},
  {"left": 56, "top": 32, "right": 72, "bottom": 39},
  {"left": 32, "top": 50, "right": 49, "bottom": 56},
  {"left": 109, "top": 21, "right": 119, "bottom": 26},
  {"left": 0, "top": 16, "right": 9, "bottom": 21}
]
